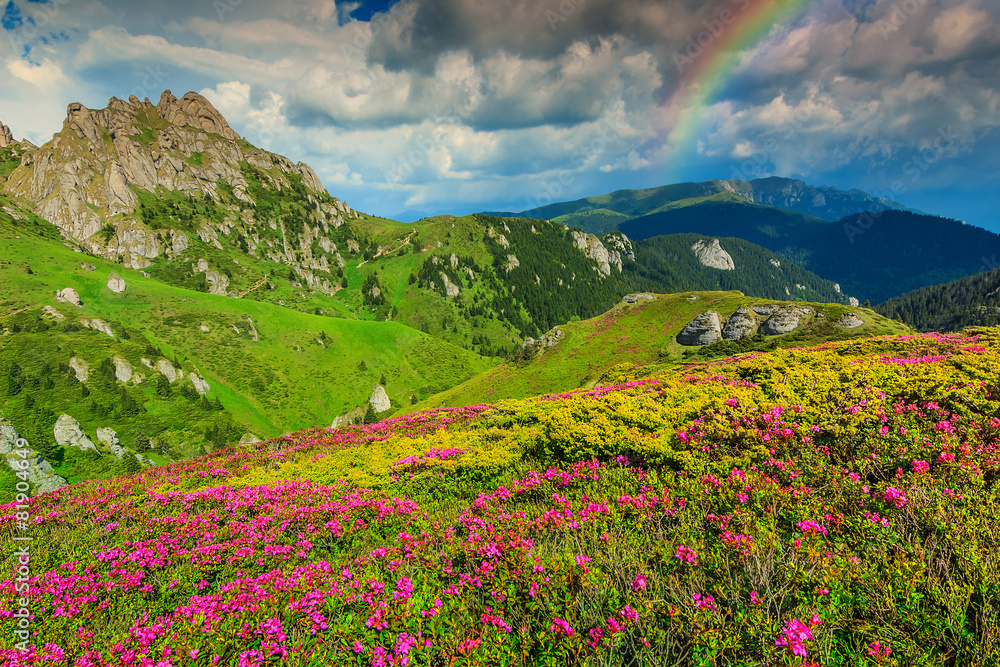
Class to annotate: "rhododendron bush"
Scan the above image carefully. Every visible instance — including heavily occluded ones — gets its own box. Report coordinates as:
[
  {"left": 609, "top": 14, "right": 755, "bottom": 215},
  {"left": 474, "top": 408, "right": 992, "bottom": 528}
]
[{"left": 2, "top": 330, "right": 999, "bottom": 665}]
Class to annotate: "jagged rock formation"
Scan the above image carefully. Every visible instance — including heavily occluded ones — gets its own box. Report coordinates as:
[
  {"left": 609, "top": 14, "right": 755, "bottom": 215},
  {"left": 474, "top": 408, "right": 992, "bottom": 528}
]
[
  {"left": 190, "top": 373, "right": 211, "bottom": 396},
  {"left": 53, "top": 414, "right": 97, "bottom": 452},
  {"left": 96, "top": 427, "right": 127, "bottom": 459},
  {"left": 523, "top": 326, "right": 566, "bottom": 352},
  {"left": 4, "top": 90, "right": 357, "bottom": 274},
  {"left": 0, "top": 121, "right": 13, "bottom": 148},
  {"left": 370, "top": 385, "right": 391, "bottom": 413},
  {"left": 677, "top": 311, "right": 723, "bottom": 346},
  {"left": 569, "top": 231, "right": 625, "bottom": 276},
  {"left": 691, "top": 239, "right": 735, "bottom": 270},
  {"left": 760, "top": 307, "right": 803, "bottom": 335},
  {"left": 81, "top": 318, "right": 114, "bottom": 337},
  {"left": 439, "top": 272, "right": 460, "bottom": 297},
  {"left": 56, "top": 288, "right": 82, "bottom": 307},
  {"left": 1, "top": 416, "right": 67, "bottom": 494},
  {"left": 69, "top": 357, "right": 89, "bottom": 381},
  {"left": 722, "top": 307, "right": 758, "bottom": 340},
  {"left": 835, "top": 313, "right": 865, "bottom": 328},
  {"left": 107, "top": 273, "right": 127, "bottom": 293}
]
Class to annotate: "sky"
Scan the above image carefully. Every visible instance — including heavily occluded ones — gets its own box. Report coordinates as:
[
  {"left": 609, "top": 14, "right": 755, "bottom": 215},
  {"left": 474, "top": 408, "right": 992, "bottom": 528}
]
[{"left": 0, "top": 0, "right": 997, "bottom": 229}]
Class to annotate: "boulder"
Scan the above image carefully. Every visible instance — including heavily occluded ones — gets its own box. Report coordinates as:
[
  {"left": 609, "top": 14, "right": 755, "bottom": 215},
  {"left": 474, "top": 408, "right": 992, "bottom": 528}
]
[
  {"left": 113, "top": 356, "right": 132, "bottom": 383},
  {"left": 43, "top": 305, "right": 65, "bottom": 320},
  {"left": 190, "top": 373, "right": 211, "bottom": 396},
  {"left": 107, "top": 273, "right": 127, "bottom": 293},
  {"left": 157, "top": 360, "right": 179, "bottom": 383},
  {"left": 722, "top": 307, "right": 758, "bottom": 341},
  {"left": 80, "top": 263, "right": 97, "bottom": 271},
  {"left": 370, "top": 385, "right": 391, "bottom": 413},
  {"left": 56, "top": 288, "right": 83, "bottom": 307},
  {"left": 439, "top": 272, "right": 460, "bottom": 297},
  {"left": 834, "top": 313, "right": 865, "bottom": 328},
  {"left": 0, "top": 417, "right": 20, "bottom": 454},
  {"left": 81, "top": 318, "right": 114, "bottom": 337},
  {"left": 760, "top": 308, "right": 802, "bottom": 335},
  {"left": 691, "top": 239, "right": 735, "bottom": 270},
  {"left": 97, "top": 427, "right": 127, "bottom": 459},
  {"left": 238, "top": 433, "right": 261, "bottom": 446},
  {"left": 2, "top": 416, "right": 66, "bottom": 493},
  {"left": 623, "top": 293, "right": 655, "bottom": 304},
  {"left": 69, "top": 357, "right": 89, "bottom": 382},
  {"left": 53, "top": 414, "right": 98, "bottom": 452},
  {"left": 752, "top": 304, "right": 778, "bottom": 316},
  {"left": 677, "top": 311, "right": 723, "bottom": 346}
]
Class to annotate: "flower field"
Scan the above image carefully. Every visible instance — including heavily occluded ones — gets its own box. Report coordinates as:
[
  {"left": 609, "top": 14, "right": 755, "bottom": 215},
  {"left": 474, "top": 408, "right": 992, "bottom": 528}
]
[{"left": 2, "top": 330, "right": 1000, "bottom": 666}]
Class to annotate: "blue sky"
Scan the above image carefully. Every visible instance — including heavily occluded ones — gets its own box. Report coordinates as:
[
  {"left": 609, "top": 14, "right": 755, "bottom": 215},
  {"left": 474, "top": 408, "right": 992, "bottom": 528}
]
[{"left": 0, "top": 0, "right": 997, "bottom": 229}]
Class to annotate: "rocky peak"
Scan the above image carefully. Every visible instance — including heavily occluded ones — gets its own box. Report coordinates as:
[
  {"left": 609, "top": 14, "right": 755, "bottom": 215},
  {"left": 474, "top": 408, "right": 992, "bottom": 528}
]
[
  {"left": 0, "top": 120, "right": 13, "bottom": 148},
  {"left": 569, "top": 230, "right": 625, "bottom": 276},
  {"left": 156, "top": 90, "right": 241, "bottom": 142},
  {"left": 4, "top": 89, "right": 350, "bottom": 271}
]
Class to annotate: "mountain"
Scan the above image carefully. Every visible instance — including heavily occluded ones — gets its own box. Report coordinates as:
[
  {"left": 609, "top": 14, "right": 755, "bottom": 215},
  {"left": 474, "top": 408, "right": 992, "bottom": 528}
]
[
  {"left": 4, "top": 323, "right": 995, "bottom": 665},
  {"left": 876, "top": 267, "right": 1000, "bottom": 332},
  {"left": 516, "top": 177, "right": 914, "bottom": 234},
  {"left": 417, "top": 291, "right": 907, "bottom": 409},
  {"left": 512, "top": 179, "right": 997, "bottom": 303}
]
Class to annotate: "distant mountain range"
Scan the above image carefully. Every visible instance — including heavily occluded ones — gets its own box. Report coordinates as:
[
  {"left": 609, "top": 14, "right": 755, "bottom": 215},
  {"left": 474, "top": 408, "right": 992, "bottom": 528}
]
[{"left": 506, "top": 178, "right": 998, "bottom": 304}]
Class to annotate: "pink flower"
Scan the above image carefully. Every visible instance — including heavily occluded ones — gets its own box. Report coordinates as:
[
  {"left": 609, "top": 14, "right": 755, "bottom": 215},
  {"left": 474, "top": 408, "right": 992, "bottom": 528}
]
[
  {"left": 776, "top": 619, "right": 813, "bottom": 657},
  {"left": 352, "top": 641, "right": 364, "bottom": 654},
  {"left": 867, "top": 641, "right": 892, "bottom": 658},
  {"left": 692, "top": 593, "right": 716, "bottom": 611},
  {"left": 675, "top": 544, "right": 699, "bottom": 565},
  {"left": 883, "top": 487, "right": 907, "bottom": 508},
  {"left": 631, "top": 574, "right": 647, "bottom": 591},
  {"left": 911, "top": 460, "right": 929, "bottom": 474},
  {"left": 550, "top": 617, "right": 575, "bottom": 637},
  {"left": 750, "top": 591, "right": 763, "bottom": 605}
]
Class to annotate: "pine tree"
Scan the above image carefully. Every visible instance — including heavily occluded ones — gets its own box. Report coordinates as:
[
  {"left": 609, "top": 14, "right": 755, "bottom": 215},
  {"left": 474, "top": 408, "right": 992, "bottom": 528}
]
[
  {"left": 380, "top": 373, "right": 387, "bottom": 386},
  {"left": 156, "top": 374, "right": 172, "bottom": 398},
  {"left": 363, "top": 404, "right": 377, "bottom": 424}
]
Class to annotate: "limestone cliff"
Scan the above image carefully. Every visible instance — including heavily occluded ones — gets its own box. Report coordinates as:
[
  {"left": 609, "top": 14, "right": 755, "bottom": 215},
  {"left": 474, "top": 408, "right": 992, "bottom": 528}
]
[
  {"left": 0, "top": 120, "right": 13, "bottom": 148},
  {"left": 4, "top": 91, "right": 356, "bottom": 274}
]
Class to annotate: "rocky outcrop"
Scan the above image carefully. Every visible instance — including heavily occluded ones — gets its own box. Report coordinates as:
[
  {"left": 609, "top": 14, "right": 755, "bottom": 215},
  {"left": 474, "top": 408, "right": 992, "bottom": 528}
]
[
  {"left": 157, "top": 360, "right": 181, "bottom": 383},
  {"left": 190, "top": 373, "right": 211, "bottom": 396},
  {"left": 107, "top": 273, "right": 127, "bottom": 293},
  {"left": 2, "top": 417, "right": 67, "bottom": 494},
  {"left": 43, "top": 305, "right": 65, "bottom": 320},
  {"left": 113, "top": 356, "right": 133, "bottom": 383},
  {"left": 370, "top": 385, "right": 391, "bottom": 413},
  {"left": 4, "top": 91, "right": 346, "bottom": 269},
  {"left": 722, "top": 307, "right": 758, "bottom": 340},
  {"left": 848, "top": 297, "right": 860, "bottom": 307},
  {"left": 569, "top": 230, "right": 623, "bottom": 276},
  {"left": 677, "top": 311, "right": 723, "bottom": 346},
  {"left": 96, "top": 427, "right": 127, "bottom": 459},
  {"left": 56, "top": 288, "right": 82, "bottom": 307},
  {"left": 53, "top": 414, "right": 97, "bottom": 452},
  {"left": 760, "top": 308, "right": 802, "bottom": 335},
  {"left": 0, "top": 120, "right": 13, "bottom": 147},
  {"left": 691, "top": 239, "right": 735, "bottom": 270},
  {"left": 503, "top": 255, "right": 520, "bottom": 272},
  {"left": 439, "top": 272, "right": 460, "bottom": 297},
  {"left": 623, "top": 293, "right": 655, "bottom": 304},
  {"left": 752, "top": 304, "right": 778, "bottom": 316},
  {"left": 834, "top": 312, "right": 865, "bottom": 328},
  {"left": 69, "top": 357, "right": 89, "bottom": 382},
  {"left": 238, "top": 433, "right": 261, "bottom": 446},
  {"left": 523, "top": 326, "right": 566, "bottom": 352},
  {"left": 81, "top": 318, "right": 114, "bottom": 337}
]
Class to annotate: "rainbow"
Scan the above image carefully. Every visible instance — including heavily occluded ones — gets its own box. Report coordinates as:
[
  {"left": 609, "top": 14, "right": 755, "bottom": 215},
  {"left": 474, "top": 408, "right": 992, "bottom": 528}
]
[{"left": 661, "top": 0, "right": 816, "bottom": 180}]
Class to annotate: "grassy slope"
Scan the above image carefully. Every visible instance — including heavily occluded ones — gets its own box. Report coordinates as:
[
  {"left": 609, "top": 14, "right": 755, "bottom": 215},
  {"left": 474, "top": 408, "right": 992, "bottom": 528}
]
[
  {"left": 418, "top": 292, "right": 910, "bottom": 409},
  {"left": 0, "top": 205, "right": 493, "bottom": 442}
]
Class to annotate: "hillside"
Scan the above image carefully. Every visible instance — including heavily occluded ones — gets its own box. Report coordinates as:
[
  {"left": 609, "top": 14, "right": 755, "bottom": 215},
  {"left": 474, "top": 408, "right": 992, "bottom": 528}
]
[
  {"left": 418, "top": 291, "right": 908, "bottom": 409},
  {"left": 512, "top": 177, "right": 999, "bottom": 304},
  {"left": 877, "top": 267, "right": 1000, "bottom": 332},
  {"left": 3, "top": 328, "right": 997, "bottom": 665},
  {"left": 0, "top": 200, "right": 493, "bottom": 486}
]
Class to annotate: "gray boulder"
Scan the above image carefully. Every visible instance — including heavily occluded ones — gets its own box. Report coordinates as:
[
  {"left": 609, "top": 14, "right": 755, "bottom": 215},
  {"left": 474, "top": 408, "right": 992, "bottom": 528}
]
[
  {"left": 370, "top": 384, "right": 391, "bottom": 413},
  {"left": 752, "top": 304, "right": 778, "bottom": 316},
  {"left": 760, "top": 308, "right": 802, "bottom": 335},
  {"left": 623, "top": 293, "right": 655, "bottom": 304},
  {"left": 96, "top": 427, "right": 127, "bottom": 459},
  {"left": 691, "top": 238, "right": 735, "bottom": 270},
  {"left": 722, "top": 307, "right": 758, "bottom": 340},
  {"left": 53, "top": 415, "right": 98, "bottom": 452},
  {"left": 834, "top": 312, "right": 865, "bottom": 328},
  {"left": 113, "top": 356, "right": 132, "bottom": 383},
  {"left": 677, "top": 311, "right": 723, "bottom": 346},
  {"left": 107, "top": 273, "right": 127, "bottom": 293},
  {"left": 56, "top": 287, "right": 83, "bottom": 307},
  {"left": 69, "top": 357, "right": 89, "bottom": 382},
  {"left": 2, "top": 416, "right": 67, "bottom": 494}
]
